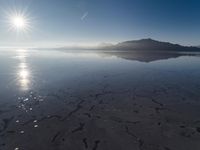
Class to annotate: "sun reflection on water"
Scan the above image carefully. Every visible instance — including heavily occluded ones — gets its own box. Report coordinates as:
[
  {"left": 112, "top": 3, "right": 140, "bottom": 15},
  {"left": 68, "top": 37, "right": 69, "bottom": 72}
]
[
  {"left": 19, "top": 62, "right": 27, "bottom": 69},
  {"left": 19, "top": 70, "right": 29, "bottom": 78},
  {"left": 16, "top": 49, "right": 31, "bottom": 91}
]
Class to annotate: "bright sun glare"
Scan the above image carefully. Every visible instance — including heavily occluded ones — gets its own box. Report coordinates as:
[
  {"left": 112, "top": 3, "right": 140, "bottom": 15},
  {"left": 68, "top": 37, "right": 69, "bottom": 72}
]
[
  {"left": 11, "top": 15, "right": 27, "bottom": 30},
  {"left": 13, "top": 16, "right": 26, "bottom": 28},
  {"left": 6, "top": 9, "right": 31, "bottom": 32}
]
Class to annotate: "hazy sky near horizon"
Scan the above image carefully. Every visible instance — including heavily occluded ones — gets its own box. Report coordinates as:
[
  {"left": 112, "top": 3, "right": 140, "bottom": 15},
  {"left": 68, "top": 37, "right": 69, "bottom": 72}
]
[{"left": 0, "top": 0, "right": 200, "bottom": 47}]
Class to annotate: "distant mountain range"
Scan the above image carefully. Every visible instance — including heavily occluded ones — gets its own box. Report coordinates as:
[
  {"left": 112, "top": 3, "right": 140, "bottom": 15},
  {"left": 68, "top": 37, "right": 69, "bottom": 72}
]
[
  {"left": 37, "top": 38, "right": 200, "bottom": 62},
  {"left": 39, "top": 38, "right": 200, "bottom": 52},
  {"left": 98, "top": 38, "right": 200, "bottom": 52}
]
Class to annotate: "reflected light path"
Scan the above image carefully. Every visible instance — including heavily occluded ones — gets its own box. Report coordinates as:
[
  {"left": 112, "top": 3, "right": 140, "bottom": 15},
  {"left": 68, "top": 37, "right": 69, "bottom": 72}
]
[{"left": 16, "top": 49, "right": 31, "bottom": 91}]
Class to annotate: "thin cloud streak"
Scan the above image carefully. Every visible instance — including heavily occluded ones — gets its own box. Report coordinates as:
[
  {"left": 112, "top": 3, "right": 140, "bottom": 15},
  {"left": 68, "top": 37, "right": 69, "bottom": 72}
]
[{"left": 81, "top": 12, "right": 88, "bottom": 20}]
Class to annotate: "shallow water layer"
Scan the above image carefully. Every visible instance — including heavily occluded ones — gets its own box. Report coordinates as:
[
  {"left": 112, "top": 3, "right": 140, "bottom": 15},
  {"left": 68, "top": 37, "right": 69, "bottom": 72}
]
[{"left": 0, "top": 49, "right": 200, "bottom": 150}]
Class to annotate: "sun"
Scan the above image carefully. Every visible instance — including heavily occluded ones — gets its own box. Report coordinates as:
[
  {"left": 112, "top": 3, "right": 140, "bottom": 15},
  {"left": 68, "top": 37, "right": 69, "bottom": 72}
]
[
  {"left": 13, "top": 16, "right": 26, "bottom": 28},
  {"left": 5, "top": 9, "right": 32, "bottom": 33},
  {"left": 11, "top": 15, "right": 27, "bottom": 30},
  {"left": 2, "top": 8, "right": 33, "bottom": 33}
]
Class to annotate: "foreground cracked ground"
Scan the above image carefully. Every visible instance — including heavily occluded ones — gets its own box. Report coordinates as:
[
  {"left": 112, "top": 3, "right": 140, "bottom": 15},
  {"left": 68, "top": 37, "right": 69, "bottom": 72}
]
[{"left": 1, "top": 75, "right": 200, "bottom": 150}]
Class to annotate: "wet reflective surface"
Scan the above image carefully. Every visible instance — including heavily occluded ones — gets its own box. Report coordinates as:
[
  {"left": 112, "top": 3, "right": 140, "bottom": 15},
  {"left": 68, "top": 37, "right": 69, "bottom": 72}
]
[{"left": 1, "top": 49, "right": 200, "bottom": 150}]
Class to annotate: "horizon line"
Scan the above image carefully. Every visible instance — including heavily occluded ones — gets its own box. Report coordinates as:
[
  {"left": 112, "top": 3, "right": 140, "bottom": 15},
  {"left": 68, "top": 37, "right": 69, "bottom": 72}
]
[{"left": 0, "top": 38, "right": 199, "bottom": 49}]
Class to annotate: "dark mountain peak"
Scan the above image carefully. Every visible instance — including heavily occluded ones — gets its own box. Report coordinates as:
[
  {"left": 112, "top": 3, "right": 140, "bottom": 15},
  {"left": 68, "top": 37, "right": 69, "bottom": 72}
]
[
  {"left": 113, "top": 39, "right": 199, "bottom": 51},
  {"left": 136, "top": 38, "right": 157, "bottom": 42},
  {"left": 119, "top": 38, "right": 172, "bottom": 45}
]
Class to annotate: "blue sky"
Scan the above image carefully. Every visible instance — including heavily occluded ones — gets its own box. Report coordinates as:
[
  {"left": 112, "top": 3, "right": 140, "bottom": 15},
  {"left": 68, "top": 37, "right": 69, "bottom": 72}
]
[{"left": 0, "top": 0, "right": 200, "bottom": 47}]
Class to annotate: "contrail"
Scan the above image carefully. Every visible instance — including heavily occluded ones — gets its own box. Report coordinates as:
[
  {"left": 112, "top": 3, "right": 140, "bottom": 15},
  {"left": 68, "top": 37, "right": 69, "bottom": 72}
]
[{"left": 81, "top": 12, "right": 88, "bottom": 20}]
